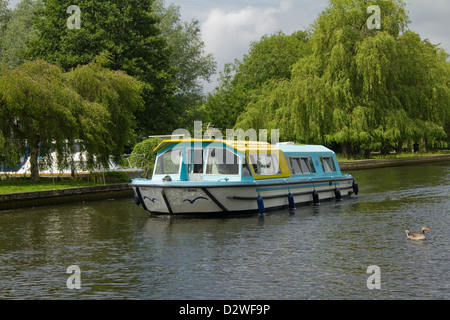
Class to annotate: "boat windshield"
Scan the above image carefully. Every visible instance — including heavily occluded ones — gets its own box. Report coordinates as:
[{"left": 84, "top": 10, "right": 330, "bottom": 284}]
[
  {"left": 154, "top": 148, "right": 182, "bottom": 175},
  {"left": 205, "top": 147, "right": 239, "bottom": 175}
]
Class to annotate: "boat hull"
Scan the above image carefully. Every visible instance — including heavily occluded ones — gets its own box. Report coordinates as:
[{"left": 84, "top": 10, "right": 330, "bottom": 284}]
[{"left": 132, "top": 177, "right": 356, "bottom": 215}]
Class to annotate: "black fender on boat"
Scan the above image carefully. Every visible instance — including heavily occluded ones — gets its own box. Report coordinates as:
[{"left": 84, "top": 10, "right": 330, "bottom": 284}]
[
  {"left": 257, "top": 193, "right": 265, "bottom": 214},
  {"left": 312, "top": 190, "right": 319, "bottom": 205},
  {"left": 133, "top": 192, "right": 141, "bottom": 207},
  {"left": 352, "top": 180, "right": 359, "bottom": 195},
  {"left": 334, "top": 188, "right": 342, "bottom": 201},
  {"left": 288, "top": 192, "right": 295, "bottom": 210}
]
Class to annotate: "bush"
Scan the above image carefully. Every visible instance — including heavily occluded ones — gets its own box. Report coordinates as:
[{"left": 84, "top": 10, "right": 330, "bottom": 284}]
[{"left": 130, "top": 137, "right": 163, "bottom": 178}]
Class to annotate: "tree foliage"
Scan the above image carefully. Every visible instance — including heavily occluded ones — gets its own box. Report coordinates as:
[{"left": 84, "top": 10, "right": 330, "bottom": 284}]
[
  {"left": 0, "top": 0, "right": 43, "bottom": 68},
  {"left": 3, "top": 0, "right": 218, "bottom": 137},
  {"left": 25, "top": 0, "right": 175, "bottom": 137},
  {"left": 0, "top": 0, "right": 11, "bottom": 58},
  {"left": 0, "top": 58, "right": 143, "bottom": 181},
  {"left": 152, "top": 0, "right": 216, "bottom": 131},
  {"left": 63, "top": 54, "right": 144, "bottom": 164},
  {"left": 130, "top": 137, "right": 163, "bottom": 178},
  {"left": 211, "top": 0, "right": 450, "bottom": 156},
  {"left": 1, "top": 0, "right": 218, "bottom": 178}
]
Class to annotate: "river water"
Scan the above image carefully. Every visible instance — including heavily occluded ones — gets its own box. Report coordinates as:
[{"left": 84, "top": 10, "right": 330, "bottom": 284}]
[{"left": 0, "top": 162, "right": 449, "bottom": 300}]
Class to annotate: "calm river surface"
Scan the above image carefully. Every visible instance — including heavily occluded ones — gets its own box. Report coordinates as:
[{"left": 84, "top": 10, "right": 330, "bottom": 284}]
[{"left": 0, "top": 162, "right": 449, "bottom": 300}]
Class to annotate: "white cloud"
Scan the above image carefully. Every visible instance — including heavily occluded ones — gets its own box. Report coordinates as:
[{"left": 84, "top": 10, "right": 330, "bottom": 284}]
[
  {"left": 406, "top": 0, "right": 450, "bottom": 53},
  {"left": 199, "top": 0, "right": 308, "bottom": 91},
  {"left": 7, "top": 0, "right": 18, "bottom": 8},
  {"left": 201, "top": 1, "right": 293, "bottom": 68}
]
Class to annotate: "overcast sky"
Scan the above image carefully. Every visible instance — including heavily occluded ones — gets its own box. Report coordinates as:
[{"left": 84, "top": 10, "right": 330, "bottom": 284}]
[
  {"left": 7, "top": 0, "right": 450, "bottom": 92},
  {"left": 172, "top": 0, "right": 450, "bottom": 92}
]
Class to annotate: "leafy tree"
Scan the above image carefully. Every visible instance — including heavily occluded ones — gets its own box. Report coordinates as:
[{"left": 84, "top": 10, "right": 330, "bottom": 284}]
[
  {"left": 233, "top": 0, "right": 449, "bottom": 156},
  {"left": 0, "top": 0, "right": 44, "bottom": 68},
  {"left": 234, "top": 30, "right": 311, "bottom": 89},
  {"left": 152, "top": 0, "right": 216, "bottom": 129},
  {"left": 393, "top": 32, "right": 450, "bottom": 151},
  {"left": 3, "top": 0, "right": 216, "bottom": 137},
  {"left": 26, "top": 0, "right": 176, "bottom": 137},
  {"left": 0, "top": 0, "right": 8, "bottom": 17},
  {"left": 0, "top": 58, "right": 143, "bottom": 181},
  {"left": 63, "top": 54, "right": 144, "bottom": 165},
  {"left": 0, "top": 0, "right": 11, "bottom": 56},
  {"left": 130, "top": 137, "right": 163, "bottom": 178},
  {"left": 0, "top": 60, "right": 83, "bottom": 181},
  {"left": 203, "top": 62, "right": 248, "bottom": 131}
]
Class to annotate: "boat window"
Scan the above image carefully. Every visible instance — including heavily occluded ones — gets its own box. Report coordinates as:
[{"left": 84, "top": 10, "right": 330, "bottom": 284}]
[
  {"left": 154, "top": 148, "right": 182, "bottom": 175},
  {"left": 289, "top": 157, "right": 303, "bottom": 175},
  {"left": 300, "top": 157, "right": 311, "bottom": 174},
  {"left": 242, "top": 157, "right": 252, "bottom": 177},
  {"left": 320, "top": 156, "right": 336, "bottom": 173},
  {"left": 287, "top": 156, "right": 316, "bottom": 175},
  {"left": 186, "top": 148, "right": 204, "bottom": 173},
  {"left": 249, "top": 153, "right": 282, "bottom": 176},
  {"left": 206, "top": 147, "right": 239, "bottom": 175}
]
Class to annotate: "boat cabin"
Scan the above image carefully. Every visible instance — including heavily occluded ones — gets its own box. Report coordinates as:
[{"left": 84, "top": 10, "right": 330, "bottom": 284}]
[
  {"left": 276, "top": 143, "right": 342, "bottom": 177},
  {"left": 151, "top": 139, "right": 341, "bottom": 183}
]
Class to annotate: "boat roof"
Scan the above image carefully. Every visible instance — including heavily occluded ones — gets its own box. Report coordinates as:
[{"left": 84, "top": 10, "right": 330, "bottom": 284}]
[
  {"left": 154, "top": 139, "right": 281, "bottom": 155},
  {"left": 276, "top": 144, "right": 335, "bottom": 154},
  {"left": 154, "top": 139, "right": 335, "bottom": 156}
]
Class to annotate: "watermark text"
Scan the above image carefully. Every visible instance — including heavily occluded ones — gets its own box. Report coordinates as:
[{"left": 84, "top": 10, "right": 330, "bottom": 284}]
[
  {"left": 66, "top": 265, "right": 81, "bottom": 289},
  {"left": 367, "top": 5, "right": 381, "bottom": 30},
  {"left": 67, "top": 5, "right": 81, "bottom": 30},
  {"left": 366, "top": 265, "right": 381, "bottom": 289}
]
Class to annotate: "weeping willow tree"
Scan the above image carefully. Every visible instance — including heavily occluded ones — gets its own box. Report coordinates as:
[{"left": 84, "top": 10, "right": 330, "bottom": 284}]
[
  {"left": 0, "top": 60, "right": 81, "bottom": 181},
  {"left": 0, "top": 57, "right": 143, "bottom": 181},
  {"left": 234, "top": 0, "right": 450, "bottom": 156},
  {"left": 63, "top": 55, "right": 144, "bottom": 167}
]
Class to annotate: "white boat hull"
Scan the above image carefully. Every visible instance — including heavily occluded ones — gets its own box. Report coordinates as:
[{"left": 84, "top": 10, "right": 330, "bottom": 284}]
[{"left": 132, "top": 178, "right": 356, "bottom": 215}]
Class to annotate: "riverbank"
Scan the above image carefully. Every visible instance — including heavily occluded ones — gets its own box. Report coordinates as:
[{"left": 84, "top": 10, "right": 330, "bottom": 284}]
[
  {"left": 0, "top": 183, "right": 133, "bottom": 211},
  {"left": 339, "top": 153, "right": 450, "bottom": 171},
  {"left": 1, "top": 154, "right": 449, "bottom": 211}
]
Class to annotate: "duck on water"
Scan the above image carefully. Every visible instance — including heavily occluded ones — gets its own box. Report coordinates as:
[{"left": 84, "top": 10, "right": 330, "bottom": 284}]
[
  {"left": 131, "top": 139, "right": 359, "bottom": 215},
  {"left": 405, "top": 227, "right": 430, "bottom": 240}
]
